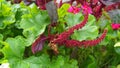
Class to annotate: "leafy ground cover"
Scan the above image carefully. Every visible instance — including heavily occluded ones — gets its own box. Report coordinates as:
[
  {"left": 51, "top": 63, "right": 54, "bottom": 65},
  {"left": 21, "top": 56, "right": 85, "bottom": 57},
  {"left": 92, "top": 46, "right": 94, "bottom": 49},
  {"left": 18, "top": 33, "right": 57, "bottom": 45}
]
[{"left": 0, "top": 0, "right": 120, "bottom": 68}]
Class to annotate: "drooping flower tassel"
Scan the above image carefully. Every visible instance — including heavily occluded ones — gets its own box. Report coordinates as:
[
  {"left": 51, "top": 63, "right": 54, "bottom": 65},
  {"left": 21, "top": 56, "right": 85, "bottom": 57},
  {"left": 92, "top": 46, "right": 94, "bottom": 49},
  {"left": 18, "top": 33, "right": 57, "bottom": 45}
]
[
  {"left": 64, "top": 29, "right": 107, "bottom": 47},
  {"left": 53, "top": 13, "right": 89, "bottom": 44},
  {"left": 82, "top": 29, "right": 107, "bottom": 47}
]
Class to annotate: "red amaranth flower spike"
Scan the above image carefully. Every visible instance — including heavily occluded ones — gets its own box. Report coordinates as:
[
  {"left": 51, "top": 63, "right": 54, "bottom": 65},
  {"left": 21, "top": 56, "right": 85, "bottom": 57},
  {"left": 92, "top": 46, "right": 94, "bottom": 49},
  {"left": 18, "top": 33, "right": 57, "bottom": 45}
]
[
  {"left": 52, "top": 13, "right": 89, "bottom": 44},
  {"left": 64, "top": 29, "right": 107, "bottom": 47},
  {"left": 82, "top": 29, "right": 107, "bottom": 47}
]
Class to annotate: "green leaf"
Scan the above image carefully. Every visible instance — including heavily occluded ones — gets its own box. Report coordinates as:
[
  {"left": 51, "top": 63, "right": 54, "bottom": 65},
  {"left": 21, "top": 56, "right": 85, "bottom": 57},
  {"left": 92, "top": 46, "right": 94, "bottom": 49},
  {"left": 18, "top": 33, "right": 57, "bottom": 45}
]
[
  {"left": 29, "top": 3, "right": 40, "bottom": 14},
  {"left": 49, "top": 56, "right": 64, "bottom": 68},
  {"left": 0, "top": 34, "right": 3, "bottom": 48},
  {"left": 24, "top": 54, "right": 50, "bottom": 68},
  {"left": 117, "top": 31, "right": 120, "bottom": 39},
  {"left": 0, "top": 0, "right": 3, "bottom": 2},
  {"left": 2, "top": 36, "right": 26, "bottom": 59},
  {"left": 20, "top": 11, "right": 50, "bottom": 37},
  {"left": 65, "top": 13, "right": 83, "bottom": 27},
  {"left": 58, "top": 4, "right": 70, "bottom": 22},
  {"left": 87, "top": 55, "right": 98, "bottom": 68},
  {"left": 62, "top": 59, "right": 78, "bottom": 68},
  {"left": 56, "top": 56, "right": 78, "bottom": 68},
  {"left": 56, "top": 4, "right": 71, "bottom": 33},
  {"left": 114, "top": 42, "right": 120, "bottom": 55},
  {"left": 8, "top": 54, "right": 50, "bottom": 68},
  {"left": 97, "top": 15, "right": 112, "bottom": 29},
  {"left": 58, "top": 4, "right": 70, "bottom": 18},
  {"left": 65, "top": 13, "right": 98, "bottom": 41},
  {"left": 117, "top": 65, "right": 120, "bottom": 68},
  {"left": 0, "top": 34, "right": 3, "bottom": 40},
  {"left": 8, "top": 58, "right": 29, "bottom": 68},
  {"left": 0, "top": 2, "right": 15, "bottom": 29},
  {"left": 20, "top": 10, "right": 50, "bottom": 46},
  {"left": 114, "top": 42, "right": 120, "bottom": 47}
]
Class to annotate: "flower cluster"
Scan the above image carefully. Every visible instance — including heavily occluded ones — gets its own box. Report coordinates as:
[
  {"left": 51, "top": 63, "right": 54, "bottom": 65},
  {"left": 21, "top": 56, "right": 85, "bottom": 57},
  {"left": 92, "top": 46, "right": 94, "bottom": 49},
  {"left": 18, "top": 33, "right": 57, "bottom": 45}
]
[
  {"left": 81, "top": 2, "right": 92, "bottom": 14},
  {"left": 69, "top": 0, "right": 120, "bottom": 19},
  {"left": 111, "top": 23, "right": 120, "bottom": 30},
  {"left": 68, "top": 6, "right": 80, "bottom": 14}
]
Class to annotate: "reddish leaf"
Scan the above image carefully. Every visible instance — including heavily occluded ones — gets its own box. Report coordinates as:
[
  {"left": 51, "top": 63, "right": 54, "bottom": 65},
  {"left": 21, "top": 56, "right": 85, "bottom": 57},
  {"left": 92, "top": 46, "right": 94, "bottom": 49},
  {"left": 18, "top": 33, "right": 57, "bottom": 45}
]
[{"left": 31, "top": 35, "right": 47, "bottom": 54}]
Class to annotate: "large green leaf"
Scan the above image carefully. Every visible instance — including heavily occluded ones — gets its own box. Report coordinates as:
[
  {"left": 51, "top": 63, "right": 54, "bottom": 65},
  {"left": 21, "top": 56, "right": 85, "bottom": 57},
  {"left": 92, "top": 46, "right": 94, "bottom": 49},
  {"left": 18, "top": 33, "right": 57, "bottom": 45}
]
[
  {"left": 1, "top": 35, "right": 50, "bottom": 68},
  {"left": 2, "top": 36, "right": 26, "bottom": 59},
  {"left": 9, "top": 54, "right": 50, "bottom": 68},
  {"left": 65, "top": 13, "right": 98, "bottom": 41},
  {"left": 13, "top": 3, "right": 39, "bottom": 24},
  {"left": 2, "top": 52, "right": 78, "bottom": 68},
  {"left": 65, "top": 13, "right": 83, "bottom": 27},
  {"left": 19, "top": 10, "right": 50, "bottom": 46},
  {"left": 20, "top": 13, "right": 49, "bottom": 37},
  {"left": 24, "top": 54, "right": 50, "bottom": 68}
]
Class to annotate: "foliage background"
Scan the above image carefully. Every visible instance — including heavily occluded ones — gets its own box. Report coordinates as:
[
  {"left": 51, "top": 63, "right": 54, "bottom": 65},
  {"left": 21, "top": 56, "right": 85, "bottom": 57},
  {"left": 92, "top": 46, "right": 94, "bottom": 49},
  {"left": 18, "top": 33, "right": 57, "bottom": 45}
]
[{"left": 0, "top": 0, "right": 120, "bottom": 68}]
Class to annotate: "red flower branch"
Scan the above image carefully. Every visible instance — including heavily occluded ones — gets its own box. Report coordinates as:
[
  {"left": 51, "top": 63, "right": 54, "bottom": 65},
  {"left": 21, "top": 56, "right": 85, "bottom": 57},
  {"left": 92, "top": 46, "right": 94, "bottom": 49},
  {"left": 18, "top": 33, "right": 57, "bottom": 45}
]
[
  {"left": 52, "top": 13, "right": 89, "bottom": 44},
  {"left": 63, "top": 29, "right": 107, "bottom": 47}
]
